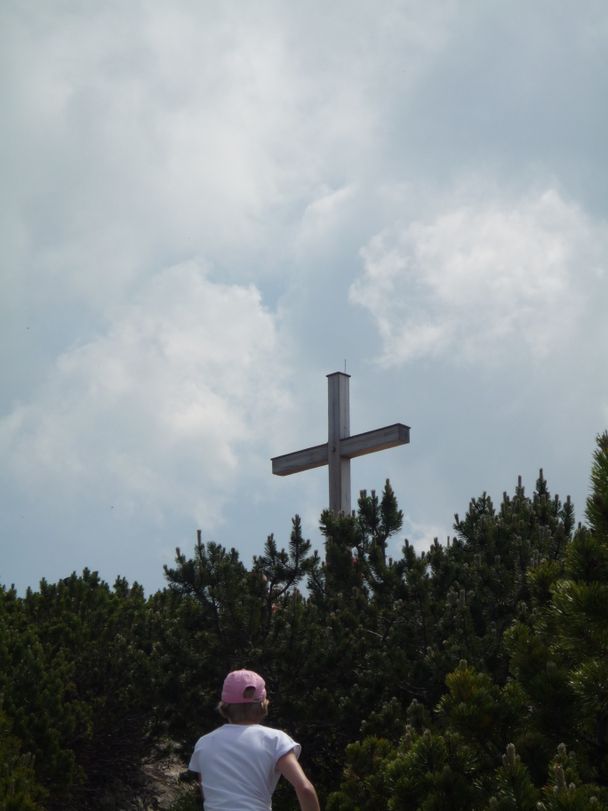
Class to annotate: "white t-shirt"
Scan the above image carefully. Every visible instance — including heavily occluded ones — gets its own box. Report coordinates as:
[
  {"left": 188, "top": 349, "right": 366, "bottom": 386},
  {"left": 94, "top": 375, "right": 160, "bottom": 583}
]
[{"left": 188, "top": 723, "right": 301, "bottom": 811}]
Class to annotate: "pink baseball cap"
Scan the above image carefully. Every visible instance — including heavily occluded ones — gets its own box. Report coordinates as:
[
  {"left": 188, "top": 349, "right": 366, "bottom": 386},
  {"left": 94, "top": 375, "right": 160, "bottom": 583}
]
[{"left": 221, "top": 669, "right": 267, "bottom": 704}]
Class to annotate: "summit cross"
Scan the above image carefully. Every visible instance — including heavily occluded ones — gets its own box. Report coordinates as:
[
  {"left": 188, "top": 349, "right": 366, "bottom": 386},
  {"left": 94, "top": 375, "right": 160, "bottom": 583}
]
[{"left": 271, "top": 372, "right": 410, "bottom": 514}]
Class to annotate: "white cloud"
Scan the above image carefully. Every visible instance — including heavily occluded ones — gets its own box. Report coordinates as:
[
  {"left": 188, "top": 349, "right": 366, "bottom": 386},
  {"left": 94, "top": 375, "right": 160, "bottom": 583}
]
[
  {"left": 295, "top": 184, "right": 357, "bottom": 249},
  {"left": 0, "top": 262, "right": 291, "bottom": 528},
  {"left": 0, "top": 0, "right": 461, "bottom": 305},
  {"left": 350, "top": 188, "right": 607, "bottom": 365},
  {"left": 1, "top": 3, "right": 382, "bottom": 302}
]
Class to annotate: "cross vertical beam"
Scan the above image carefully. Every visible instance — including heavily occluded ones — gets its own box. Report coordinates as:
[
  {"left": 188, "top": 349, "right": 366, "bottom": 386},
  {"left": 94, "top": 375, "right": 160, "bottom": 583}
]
[{"left": 328, "top": 372, "right": 351, "bottom": 514}]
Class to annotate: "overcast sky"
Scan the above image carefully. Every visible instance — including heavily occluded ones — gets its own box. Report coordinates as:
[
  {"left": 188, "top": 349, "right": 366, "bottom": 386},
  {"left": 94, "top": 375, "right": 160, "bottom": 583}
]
[{"left": 2, "top": 0, "right": 607, "bottom": 595}]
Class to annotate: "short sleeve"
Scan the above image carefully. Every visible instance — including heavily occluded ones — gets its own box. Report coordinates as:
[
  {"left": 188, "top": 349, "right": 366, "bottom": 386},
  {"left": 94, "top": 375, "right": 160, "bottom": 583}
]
[
  {"left": 188, "top": 749, "right": 200, "bottom": 773},
  {"left": 273, "top": 730, "right": 301, "bottom": 767},
  {"left": 188, "top": 738, "right": 204, "bottom": 774}
]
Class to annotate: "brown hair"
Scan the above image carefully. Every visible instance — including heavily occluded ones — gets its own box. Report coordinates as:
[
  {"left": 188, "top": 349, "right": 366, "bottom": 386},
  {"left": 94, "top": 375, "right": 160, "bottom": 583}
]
[{"left": 217, "top": 686, "right": 268, "bottom": 724}]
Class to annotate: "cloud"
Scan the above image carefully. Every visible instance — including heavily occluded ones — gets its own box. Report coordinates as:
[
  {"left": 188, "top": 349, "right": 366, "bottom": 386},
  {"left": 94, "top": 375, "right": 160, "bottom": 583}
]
[
  {"left": 0, "top": 1, "right": 461, "bottom": 297},
  {"left": 295, "top": 184, "right": 358, "bottom": 252},
  {"left": 0, "top": 2, "right": 383, "bottom": 296},
  {"left": 350, "top": 188, "right": 607, "bottom": 366},
  {"left": 0, "top": 262, "right": 291, "bottom": 528}
]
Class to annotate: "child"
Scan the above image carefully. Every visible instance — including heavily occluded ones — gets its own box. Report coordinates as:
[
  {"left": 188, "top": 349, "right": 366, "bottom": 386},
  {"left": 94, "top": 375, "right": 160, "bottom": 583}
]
[{"left": 188, "top": 669, "right": 320, "bottom": 811}]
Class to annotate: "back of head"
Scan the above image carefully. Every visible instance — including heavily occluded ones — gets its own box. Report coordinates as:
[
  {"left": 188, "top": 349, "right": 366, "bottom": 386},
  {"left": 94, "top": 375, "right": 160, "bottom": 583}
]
[{"left": 218, "top": 669, "right": 268, "bottom": 724}]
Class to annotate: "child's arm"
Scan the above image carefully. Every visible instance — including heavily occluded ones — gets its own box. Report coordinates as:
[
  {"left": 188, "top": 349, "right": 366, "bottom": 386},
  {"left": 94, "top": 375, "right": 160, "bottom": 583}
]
[{"left": 277, "top": 751, "right": 320, "bottom": 811}]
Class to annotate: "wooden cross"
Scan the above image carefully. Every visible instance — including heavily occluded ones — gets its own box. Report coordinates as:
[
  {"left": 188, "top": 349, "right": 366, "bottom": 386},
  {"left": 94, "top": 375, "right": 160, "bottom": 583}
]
[{"left": 271, "top": 372, "right": 410, "bottom": 514}]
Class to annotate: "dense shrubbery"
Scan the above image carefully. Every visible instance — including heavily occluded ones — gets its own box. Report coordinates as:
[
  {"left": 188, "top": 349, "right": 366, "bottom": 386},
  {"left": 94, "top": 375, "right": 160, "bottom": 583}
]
[
  {"left": 0, "top": 572, "right": 159, "bottom": 809},
  {"left": 1, "top": 433, "right": 607, "bottom": 809}
]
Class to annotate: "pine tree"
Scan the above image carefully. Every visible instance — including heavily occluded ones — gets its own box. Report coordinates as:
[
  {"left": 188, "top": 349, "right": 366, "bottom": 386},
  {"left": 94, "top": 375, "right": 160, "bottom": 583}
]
[
  {"left": 506, "top": 432, "right": 608, "bottom": 796},
  {"left": 0, "top": 705, "right": 45, "bottom": 811},
  {"left": 487, "top": 743, "right": 539, "bottom": 810},
  {"left": 551, "top": 433, "right": 608, "bottom": 785},
  {"left": 536, "top": 743, "right": 607, "bottom": 809}
]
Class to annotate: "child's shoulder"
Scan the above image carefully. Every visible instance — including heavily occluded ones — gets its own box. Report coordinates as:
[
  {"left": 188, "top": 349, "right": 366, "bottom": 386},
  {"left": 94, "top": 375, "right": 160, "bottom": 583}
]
[
  {"left": 197, "top": 723, "right": 229, "bottom": 743},
  {"left": 253, "top": 724, "right": 295, "bottom": 743}
]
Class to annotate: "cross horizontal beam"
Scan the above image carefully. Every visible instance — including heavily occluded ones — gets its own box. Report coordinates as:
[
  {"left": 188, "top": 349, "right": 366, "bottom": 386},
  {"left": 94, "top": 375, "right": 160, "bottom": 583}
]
[
  {"left": 341, "top": 423, "right": 410, "bottom": 460},
  {"left": 271, "top": 443, "right": 328, "bottom": 476},
  {"left": 271, "top": 423, "right": 409, "bottom": 477}
]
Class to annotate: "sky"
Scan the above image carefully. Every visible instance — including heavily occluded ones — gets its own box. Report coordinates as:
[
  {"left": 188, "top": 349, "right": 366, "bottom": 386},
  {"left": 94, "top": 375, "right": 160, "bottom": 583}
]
[{"left": 2, "top": 0, "right": 607, "bottom": 595}]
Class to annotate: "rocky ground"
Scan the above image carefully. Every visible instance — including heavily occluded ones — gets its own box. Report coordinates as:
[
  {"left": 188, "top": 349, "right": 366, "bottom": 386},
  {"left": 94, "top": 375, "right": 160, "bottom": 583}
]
[
  {"left": 138, "top": 748, "right": 189, "bottom": 810},
  {"left": 103, "top": 742, "right": 197, "bottom": 811}
]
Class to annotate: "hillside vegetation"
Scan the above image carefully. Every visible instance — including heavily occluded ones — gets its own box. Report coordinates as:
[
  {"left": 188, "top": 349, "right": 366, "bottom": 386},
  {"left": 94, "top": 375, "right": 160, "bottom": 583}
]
[{"left": 2, "top": 433, "right": 608, "bottom": 810}]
